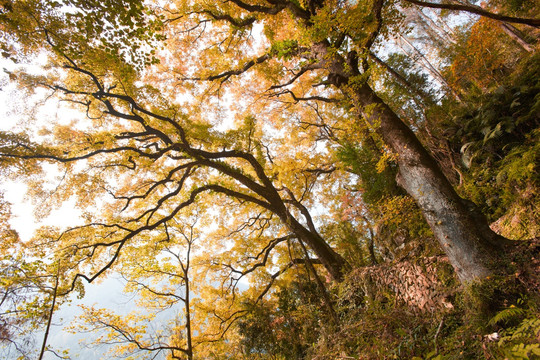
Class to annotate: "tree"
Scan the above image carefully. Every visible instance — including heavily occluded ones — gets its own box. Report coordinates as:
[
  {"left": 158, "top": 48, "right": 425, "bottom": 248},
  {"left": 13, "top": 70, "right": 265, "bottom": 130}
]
[
  {"left": 0, "top": 192, "right": 76, "bottom": 359},
  {"left": 0, "top": 3, "right": 537, "bottom": 339},
  {"left": 73, "top": 214, "right": 202, "bottom": 359},
  {"left": 161, "top": 0, "right": 525, "bottom": 282},
  {"left": 1, "top": 0, "right": 539, "bottom": 357}
]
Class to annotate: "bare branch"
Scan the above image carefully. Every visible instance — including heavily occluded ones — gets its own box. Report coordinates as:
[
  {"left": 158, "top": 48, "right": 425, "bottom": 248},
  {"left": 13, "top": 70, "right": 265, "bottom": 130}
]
[
  {"left": 270, "top": 89, "right": 340, "bottom": 103},
  {"left": 269, "top": 66, "right": 313, "bottom": 90},
  {"left": 255, "top": 257, "right": 322, "bottom": 303},
  {"left": 226, "top": 0, "right": 287, "bottom": 15},
  {"left": 184, "top": 53, "right": 270, "bottom": 82},
  {"left": 221, "top": 234, "right": 296, "bottom": 280},
  {"left": 403, "top": 0, "right": 540, "bottom": 27},
  {"left": 200, "top": 9, "right": 256, "bottom": 27}
]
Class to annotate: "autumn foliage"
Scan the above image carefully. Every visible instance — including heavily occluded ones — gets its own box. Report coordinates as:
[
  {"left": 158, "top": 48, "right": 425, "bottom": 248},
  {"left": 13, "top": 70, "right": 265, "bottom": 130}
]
[{"left": 0, "top": 0, "right": 539, "bottom": 359}]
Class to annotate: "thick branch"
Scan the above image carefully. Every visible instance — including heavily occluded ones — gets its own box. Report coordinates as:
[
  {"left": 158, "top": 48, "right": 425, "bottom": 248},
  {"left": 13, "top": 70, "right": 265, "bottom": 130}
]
[
  {"left": 365, "top": 0, "right": 385, "bottom": 51},
  {"left": 0, "top": 145, "right": 166, "bottom": 163},
  {"left": 270, "top": 89, "right": 340, "bottom": 103},
  {"left": 403, "top": 0, "right": 540, "bottom": 27},
  {"left": 185, "top": 54, "right": 270, "bottom": 82},
  {"left": 204, "top": 184, "right": 273, "bottom": 212},
  {"left": 201, "top": 10, "right": 256, "bottom": 27},
  {"left": 189, "top": 147, "right": 282, "bottom": 205},
  {"left": 226, "top": 0, "right": 287, "bottom": 15},
  {"left": 283, "top": 187, "right": 318, "bottom": 234}
]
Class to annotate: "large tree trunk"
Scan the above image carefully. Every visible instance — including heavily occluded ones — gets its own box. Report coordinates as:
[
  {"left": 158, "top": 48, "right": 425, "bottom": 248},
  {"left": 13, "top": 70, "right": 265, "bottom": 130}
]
[
  {"left": 344, "top": 82, "right": 509, "bottom": 283},
  {"left": 313, "top": 39, "right": 509, "bottom": 283}
]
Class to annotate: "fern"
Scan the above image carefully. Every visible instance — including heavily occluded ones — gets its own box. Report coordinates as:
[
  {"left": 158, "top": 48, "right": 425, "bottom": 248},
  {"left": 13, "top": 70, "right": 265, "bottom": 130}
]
[
  {"left": 488, "top": 306, "right": 526, "bottom": 326},
  {"left": 497, "top": 318, "right": 540, "bottom": 360},
  {"left": 507, "top": 343, "right": 540, "bottom": 360}
]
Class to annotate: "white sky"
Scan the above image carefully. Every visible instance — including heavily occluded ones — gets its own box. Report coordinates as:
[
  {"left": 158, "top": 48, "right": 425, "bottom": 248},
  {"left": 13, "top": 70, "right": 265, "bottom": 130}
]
[
  {"left": 0, "top": 55, "right": 84, "bottom": 241},
  {"left": 0, "top": 50, "right": 246, "bottom": 359},
  {"left": 0, "top": 57, "right": 123, "bottom": 359}
]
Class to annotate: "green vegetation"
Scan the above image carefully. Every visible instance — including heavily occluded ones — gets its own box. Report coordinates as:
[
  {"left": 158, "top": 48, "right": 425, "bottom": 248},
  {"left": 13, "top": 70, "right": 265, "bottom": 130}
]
[{"left": 0, "top": 0, "right": 538, "bottom": 359}]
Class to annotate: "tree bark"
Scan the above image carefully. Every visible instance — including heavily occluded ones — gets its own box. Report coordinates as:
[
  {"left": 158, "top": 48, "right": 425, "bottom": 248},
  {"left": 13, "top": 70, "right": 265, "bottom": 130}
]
[
  {"left": 183, "top": 245, "right": 193, "bottom": 360},
  {"left": 499, "top": 22, "right": 535, "bottom": 52},
  {"left": 307, "top": 39, "right": 512, "bottom": 282},
  {"left": 311, "top": 38, "right": 509, "bottom": 282},
  {"left": 343, "top": 81, "right": 509, "bottom": 283}
]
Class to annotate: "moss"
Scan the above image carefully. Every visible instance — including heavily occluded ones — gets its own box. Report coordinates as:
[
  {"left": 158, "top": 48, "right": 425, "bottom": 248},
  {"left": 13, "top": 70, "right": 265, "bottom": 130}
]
[{"left": 460, "top": 240, "right": 540, "bottom": 331}]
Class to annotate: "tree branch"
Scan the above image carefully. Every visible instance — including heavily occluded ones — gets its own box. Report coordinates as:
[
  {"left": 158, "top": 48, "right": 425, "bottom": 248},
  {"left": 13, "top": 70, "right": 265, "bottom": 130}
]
[
  {"left": 255, "top": 257, "right": 322, "bottom": 303},
  {"left": 269, "top": 89, "right": 340, "bottom": 103},
  {"left": 226, "top": 0, "right": 287, "bottom": 15},
  {"left": 200, "top": 9, "right": 256, "bottom": 27},
  {"left": 403, "top": 0, "right": 540, "bottom": 27},
  {"left": 184, "top": 54, "right": 270, "bottom": 82}
]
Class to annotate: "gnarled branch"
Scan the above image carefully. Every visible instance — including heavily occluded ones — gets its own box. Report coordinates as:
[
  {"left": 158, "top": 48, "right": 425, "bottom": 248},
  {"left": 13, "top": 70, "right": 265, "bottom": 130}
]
[{"left": 403, "top": 0, "right": 540, "bottom": 27}]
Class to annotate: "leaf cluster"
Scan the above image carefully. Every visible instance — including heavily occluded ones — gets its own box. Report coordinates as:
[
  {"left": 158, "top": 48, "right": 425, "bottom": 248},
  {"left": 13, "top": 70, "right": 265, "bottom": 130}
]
[{"left": 443, "top": 52, "right": 540, "bottom": 230}]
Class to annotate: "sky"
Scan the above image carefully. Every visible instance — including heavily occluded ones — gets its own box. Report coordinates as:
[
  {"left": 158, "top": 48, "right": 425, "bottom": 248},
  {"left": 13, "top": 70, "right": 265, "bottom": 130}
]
[
  {"left": 0, "top": 56, "right": 170, "bottom": 360},
  {"left": 0, "top": 47, "right": 245, "bottom": 359}
]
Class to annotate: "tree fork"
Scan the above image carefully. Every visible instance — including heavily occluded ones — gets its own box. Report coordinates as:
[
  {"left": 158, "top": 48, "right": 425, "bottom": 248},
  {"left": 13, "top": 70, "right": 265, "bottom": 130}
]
[{"left": 282, "top": 209, "right": 350, "bottom": 282}]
